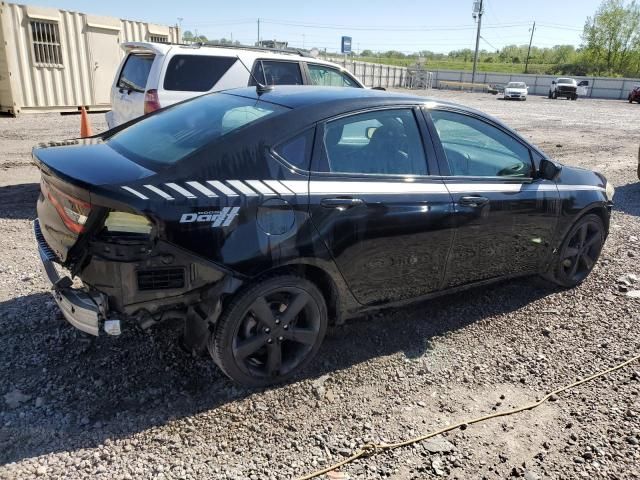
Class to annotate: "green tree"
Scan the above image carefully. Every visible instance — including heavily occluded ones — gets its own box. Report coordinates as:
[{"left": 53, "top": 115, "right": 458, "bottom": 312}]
[{"left": 581, "top": 0, "right": 640, "bottom": 75}]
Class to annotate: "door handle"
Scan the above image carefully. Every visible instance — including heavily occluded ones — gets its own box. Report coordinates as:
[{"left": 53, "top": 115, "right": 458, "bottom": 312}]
[
  {"left": 320, "top": 197, "right": 365, "bottom": 209},
  {"left": 459, "top": 196, "right": 490, "bottom": 207}
]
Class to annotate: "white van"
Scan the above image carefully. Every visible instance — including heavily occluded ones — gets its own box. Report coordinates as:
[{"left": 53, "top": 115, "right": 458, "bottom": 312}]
[{"left": 106, "top": 43, "right": 365, "bottom": 128}]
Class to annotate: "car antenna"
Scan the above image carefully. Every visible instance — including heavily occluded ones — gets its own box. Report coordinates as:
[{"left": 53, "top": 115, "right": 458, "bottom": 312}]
[{"left": 235, "top": 55, "right": 273, "bottom": 95}]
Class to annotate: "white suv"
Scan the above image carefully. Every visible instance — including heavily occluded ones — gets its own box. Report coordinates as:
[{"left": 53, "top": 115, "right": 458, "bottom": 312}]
[{"left": 106, "top": 42, "right": 365, "bottom": 128}]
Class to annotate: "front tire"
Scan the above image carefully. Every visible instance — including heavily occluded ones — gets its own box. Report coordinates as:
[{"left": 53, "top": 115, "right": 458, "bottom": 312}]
[
  {"left": 209, "top": 275, "right": 327, "bottom": 387},
  {"left": 544, "top": 214, "right": 605, "bottom": 288}
]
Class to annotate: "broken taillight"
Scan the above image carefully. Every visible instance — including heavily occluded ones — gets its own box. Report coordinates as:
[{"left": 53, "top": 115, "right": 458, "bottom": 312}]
[{"left": 41, "top": 179, "right": 91, "bottom": 234}]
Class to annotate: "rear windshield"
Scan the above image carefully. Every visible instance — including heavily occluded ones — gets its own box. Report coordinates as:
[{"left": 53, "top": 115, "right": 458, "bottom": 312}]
[
  {"left": 163, "top": 55, "right": 237, "bottom": 92},
  {"left": 118, "top": 53, "right": 155, "bottom": 92},
  {"left": 107, "top": 93, "right": 288, "bottom": 167}
]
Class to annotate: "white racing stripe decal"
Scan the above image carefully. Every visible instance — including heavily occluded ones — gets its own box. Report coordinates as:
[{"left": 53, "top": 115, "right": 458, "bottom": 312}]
[
  {"left": 120, "top": 180, "right": 605, "bottom": 200},
  {"left": 144, "top": 185, "right": 174, "bottom": 200},
  {"left": 206, "top": 181, "right": 238, "bottom": 196},
  {"left": 245, "top": 180, "right": 276, "bottom": 195},
  {"left": 227, "top": 180, "right": 258, "bottom": 196},
  {"left": 121, "top": 186, "right": 149, "bottom": 200},
  {"left": 186, "top": 181, "right": 218, "bottom": 198},
  {"left": 263, "top": 180, "right": 295, "bottom": 195},
  {"left": 280, "top": 180, "right": 308, "bottom": 194},
  {"left": 557, "top": 185, "right": 605, "bottom": 192},
  {"left": 309, "top": 181, "right": 447, "bottom": 195},
  {"left": 165, "top": 182, "right": 197, "bottom": 199}
]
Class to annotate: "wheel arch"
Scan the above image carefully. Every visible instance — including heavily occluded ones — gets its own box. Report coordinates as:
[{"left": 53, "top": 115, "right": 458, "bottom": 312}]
[
  {"left": 555, "top": 202, "right": 611, "bottom": 251},
  {"left": 252, "top": 262, "right": 347, "bottom": 325}
]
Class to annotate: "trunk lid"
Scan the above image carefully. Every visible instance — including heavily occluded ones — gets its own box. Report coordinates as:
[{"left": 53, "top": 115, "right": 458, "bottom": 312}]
[{"left": 34, "top": 141, "right": 155, "bottom": 263}]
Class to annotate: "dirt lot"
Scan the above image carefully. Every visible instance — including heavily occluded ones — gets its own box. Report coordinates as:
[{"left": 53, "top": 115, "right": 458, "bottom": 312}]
[{"left": 1, "top": 92, "right": 639, "bottom": 480}]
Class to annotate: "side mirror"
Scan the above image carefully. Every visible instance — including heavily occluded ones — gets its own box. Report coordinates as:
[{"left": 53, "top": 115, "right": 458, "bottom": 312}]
[
  {"left": 539, "top": 158, "right": 562, "bottom": 180},
  {"left": 371, "top": 86, "right": 386, "bottom": 91},
  {"left": 551, "top": 80, "right": 556, "bottom": 85}
]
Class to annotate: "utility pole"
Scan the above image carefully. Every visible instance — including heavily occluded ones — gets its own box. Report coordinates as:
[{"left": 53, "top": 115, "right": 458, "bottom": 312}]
[
  {"left": 471, "top": 0, "right": 484, "bottom": 86},
  {"left": 525, "top": 21, "right": 536, "bottom": 74},
  {"left": 257, "top": 18, "right": 260, "bottom": 45}
]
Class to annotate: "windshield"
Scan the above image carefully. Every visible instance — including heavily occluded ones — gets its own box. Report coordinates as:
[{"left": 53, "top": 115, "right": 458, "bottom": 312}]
[
  {"left": 558, "top": 78, "right": 575, "bottom": 84},
  {"left": 507, "top": 82, "right": 526, "bottom": 88},
  {"left": 107, "top": 93, "right": 288, "bottom": 167}
]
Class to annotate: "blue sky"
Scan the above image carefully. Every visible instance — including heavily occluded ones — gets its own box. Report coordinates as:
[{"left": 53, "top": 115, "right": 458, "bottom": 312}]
[{"left": 30, "top": 0, "right": 603, "bottom": 53}]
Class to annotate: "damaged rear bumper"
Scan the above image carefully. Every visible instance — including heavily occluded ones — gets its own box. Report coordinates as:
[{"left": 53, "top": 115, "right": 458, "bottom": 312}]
[{"left": 34, "top": 219, "right": 112, "bottom": 336}]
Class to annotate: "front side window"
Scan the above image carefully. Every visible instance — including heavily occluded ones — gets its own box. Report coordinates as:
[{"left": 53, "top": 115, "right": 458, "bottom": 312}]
[
  {"left": 107, "top": 93, "right": 288, "bottom": 167},
  {"left": 308, "top": 64, "right": 358, "bottom": 87},
  {"left": 250, "top": 61, "right": 303, "bottom": 86},
  {"left": 118, "top": 53, "right": 155, "bottom": 92},
  {"left": 163, "top": 55, "right": 236, "bottom": 92},
  {"left": 30, "top": 21, "right": 63, "bottom": 66},
  {"left": 430, "top": 110, "right": 532, "bottom": 177},
  {"left": 322, "top": 109, "right": 427, "bottom": 175}
]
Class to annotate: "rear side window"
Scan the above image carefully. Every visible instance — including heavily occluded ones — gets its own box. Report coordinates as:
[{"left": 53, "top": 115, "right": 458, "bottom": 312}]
[
  {"left": 118, "top": 53, "right": 155, "bottom": 92},
  {"left": 321, "top": 109, "right": 427, "bottom": 175},
  {"left": 107, "top": 94, "right": 288, "bottom": 167},
  {"left": 274, "top": 129, "right": 315, "bottom": 170},
  {"left": 250, "top": 61, "right": 303, "bottom": 86},
  {"left": 163, "top": 55, "right": 237, "bottom": 92}
]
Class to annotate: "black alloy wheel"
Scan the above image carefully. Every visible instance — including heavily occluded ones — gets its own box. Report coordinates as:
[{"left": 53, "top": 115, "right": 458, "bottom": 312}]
[
  {"left": 209, "top": 275, "right": 327, "bottom": 387},
  {"left": 547, "top": 214, "right": 605, "bottom": 288}
]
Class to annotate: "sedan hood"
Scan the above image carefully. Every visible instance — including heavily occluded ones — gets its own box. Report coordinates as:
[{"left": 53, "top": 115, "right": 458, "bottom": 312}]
[{"left": 32, "top": 140, "right": 156, "bottom": 189}]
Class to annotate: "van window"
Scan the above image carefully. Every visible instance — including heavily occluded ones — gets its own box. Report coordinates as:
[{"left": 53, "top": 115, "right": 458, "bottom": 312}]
[
  {"left": 107, "top": 93, "right": 288, "bottom": 168},
  {"left": 250, "top": 61, "right": 303, "bottom": 86},
  {"left": 163, "top": 55, "right": 237, "bottom": 92},
  {"left": 118, "top": 53, "right": 155, "bottom": 92}
]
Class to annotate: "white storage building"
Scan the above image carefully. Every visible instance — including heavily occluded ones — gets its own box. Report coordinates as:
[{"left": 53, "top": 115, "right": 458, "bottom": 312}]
[{"left": 0, "top": 2, "right": 180, "bottom": 114}]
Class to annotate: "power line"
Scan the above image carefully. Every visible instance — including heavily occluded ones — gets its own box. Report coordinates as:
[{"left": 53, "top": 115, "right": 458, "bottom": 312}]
[{"left": 260, "top": 18, "right": 531, "bottom": 32}]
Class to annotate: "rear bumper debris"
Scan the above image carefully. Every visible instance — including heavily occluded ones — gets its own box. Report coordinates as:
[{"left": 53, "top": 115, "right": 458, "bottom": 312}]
[{"left": 34, "top": 219, "right": 116, "bottom": 336}]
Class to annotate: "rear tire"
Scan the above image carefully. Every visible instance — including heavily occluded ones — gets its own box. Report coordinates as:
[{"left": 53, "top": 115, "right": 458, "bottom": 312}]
[
  {"left": 209, "top": 275, "right": 327, "bottom": 387},
  {"left": 543, "top": 214, "right": 605, "bottom": 288}
]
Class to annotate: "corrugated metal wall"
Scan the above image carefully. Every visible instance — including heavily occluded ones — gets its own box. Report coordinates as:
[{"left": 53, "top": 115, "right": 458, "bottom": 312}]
[
  {"left": 429, "top": 70, "right": 640, "bottom": 100},
  {"left": 0, "top": 2, "right": 179, "bottom": 113}
]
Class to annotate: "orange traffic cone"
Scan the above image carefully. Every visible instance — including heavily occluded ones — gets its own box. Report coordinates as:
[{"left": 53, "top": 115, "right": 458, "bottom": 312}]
[{"left": 80, "top": 106, "right": 93, "bottom": 138}]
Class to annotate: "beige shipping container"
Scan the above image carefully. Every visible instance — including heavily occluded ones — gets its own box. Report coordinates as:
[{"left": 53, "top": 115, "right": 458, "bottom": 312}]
[{"left": 0, "top": 2, "right": 179, "bottom": 114}]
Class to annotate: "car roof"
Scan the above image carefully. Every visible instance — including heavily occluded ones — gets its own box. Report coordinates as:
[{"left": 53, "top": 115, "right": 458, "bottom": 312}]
[
  {"left": 223, "top": 85, "right": 436, "bottom": 108},
  {"left": 121, "top": 42, "right": 343, "bottom": 66}
]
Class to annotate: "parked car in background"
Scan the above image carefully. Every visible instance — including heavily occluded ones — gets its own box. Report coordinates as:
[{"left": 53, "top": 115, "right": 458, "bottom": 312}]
[
  {"left": 549, "top": 78, "right": 578, "bottom": 100},
  {"left": 628, "top": 85, "right": 640, "bottom": 103},
  {"left": 35, "top": 86, "right": 613, "bottom": 386},
  {"left": 503, "top": 82, "right": 528, "bottom": 101},
  {"left": 106, "top": 43, "right": 364, "bottom": 128}
]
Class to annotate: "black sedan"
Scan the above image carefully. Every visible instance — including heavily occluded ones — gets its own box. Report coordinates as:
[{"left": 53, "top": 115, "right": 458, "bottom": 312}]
[{"left": 33, "top": 86, "right": 613, "bottom": 386}]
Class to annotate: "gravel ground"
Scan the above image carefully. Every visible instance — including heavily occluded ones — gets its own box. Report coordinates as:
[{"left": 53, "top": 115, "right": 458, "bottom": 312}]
[{"left": 1, "top": 92, "right": 639, "bottom": 480}]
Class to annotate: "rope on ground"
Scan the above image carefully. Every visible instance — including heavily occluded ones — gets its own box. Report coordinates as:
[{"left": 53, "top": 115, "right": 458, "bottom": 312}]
[{"left": 295, "top": 352, "right": 640, "bottom": 480}]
